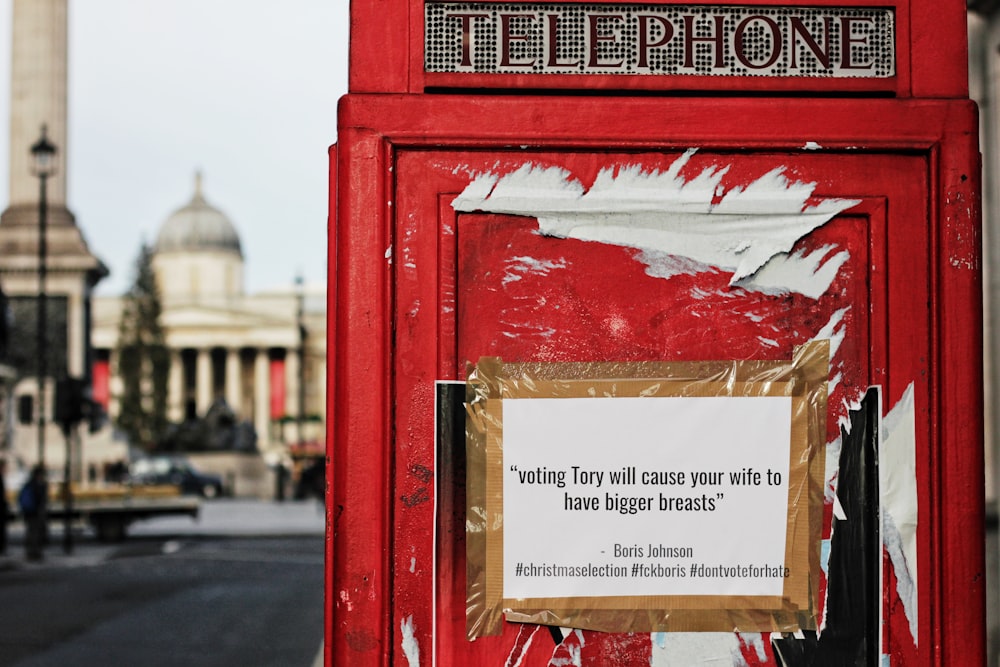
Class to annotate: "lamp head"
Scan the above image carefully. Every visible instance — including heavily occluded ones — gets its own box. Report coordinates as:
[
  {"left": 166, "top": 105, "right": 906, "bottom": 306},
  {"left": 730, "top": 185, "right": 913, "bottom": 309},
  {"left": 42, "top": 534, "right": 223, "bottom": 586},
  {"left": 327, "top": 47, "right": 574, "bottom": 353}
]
[{"left": 30, "top": 125, "right": 57, "bottom": 177}]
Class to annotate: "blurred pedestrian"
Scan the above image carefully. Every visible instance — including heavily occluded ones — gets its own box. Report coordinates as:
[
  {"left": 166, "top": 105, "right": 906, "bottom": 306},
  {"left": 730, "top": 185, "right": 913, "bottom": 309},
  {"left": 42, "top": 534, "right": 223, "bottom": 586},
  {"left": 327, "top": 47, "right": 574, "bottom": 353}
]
[
  {"left": 0, "top": 459, "right": 8, "bottom": 556},
  {"left": 18, "top": 465, "right": 47, "bottom": 561}
]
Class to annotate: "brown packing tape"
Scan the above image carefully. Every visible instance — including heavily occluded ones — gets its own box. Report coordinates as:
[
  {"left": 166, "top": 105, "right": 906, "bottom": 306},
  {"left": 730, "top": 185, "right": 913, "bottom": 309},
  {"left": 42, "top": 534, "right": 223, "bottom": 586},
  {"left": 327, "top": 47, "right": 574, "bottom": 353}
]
[
  {"left": 465, "top": 342, "right": 828, "bottom": 638},
  {"left": 465, "top": 364, "right": 500, "bottom": 639}
]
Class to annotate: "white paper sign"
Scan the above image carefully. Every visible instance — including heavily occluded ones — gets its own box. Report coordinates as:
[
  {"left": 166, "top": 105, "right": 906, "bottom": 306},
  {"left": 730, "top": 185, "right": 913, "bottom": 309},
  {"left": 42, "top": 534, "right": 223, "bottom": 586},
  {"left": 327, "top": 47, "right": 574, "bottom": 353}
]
[{"left": 502, "top": 395, "right": 792, "bottom": 600}]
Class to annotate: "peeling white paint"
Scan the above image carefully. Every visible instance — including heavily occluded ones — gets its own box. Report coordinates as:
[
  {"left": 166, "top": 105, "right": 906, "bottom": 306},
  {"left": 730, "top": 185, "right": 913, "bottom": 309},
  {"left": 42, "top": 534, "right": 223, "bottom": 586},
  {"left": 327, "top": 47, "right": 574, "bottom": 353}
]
[
  {"left": 880, "top": 383, "right": 918, "bottom": 645},
  {"left": 650, "top": 632, "right": 749, "bottom": 666},
  {"left": 832, "top": 494, "right": 848, "bottom": 521},
  {"left": 453, "top": 152, "right": 858, "bottom": 298},
  {"left": 504, "top": 624, "right": 540, "bottom": 667},
  {"left": 401, "top": 615, "right": 420, "bottom": 667},
  {"left": 548, "top": 630, "right": 583, "bottom": 667},
  {"left": 824, "top": 434, "right": 842, "bottom": 505},
  {"left": 813, "top": 307, "right": 850, "bottom": 359},
  {"left": 738, "top": 633, "right": 768, "bottom": 663},
  {"left": 548, "top": 646, "right": 582, "bottom": 667},
  {"left": 828, "top": 371, "right": 843, "bottom": 398},
  {"left": 738, "top": 245, "right": 850, "bottom": 300}
]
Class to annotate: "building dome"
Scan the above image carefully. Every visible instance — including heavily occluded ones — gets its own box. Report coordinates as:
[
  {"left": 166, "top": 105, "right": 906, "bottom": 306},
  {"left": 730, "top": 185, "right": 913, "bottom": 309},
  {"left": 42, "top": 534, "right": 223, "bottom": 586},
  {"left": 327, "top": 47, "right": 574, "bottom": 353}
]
[{"left": 155, "top": 172, "right": 242, "bottom": 256}]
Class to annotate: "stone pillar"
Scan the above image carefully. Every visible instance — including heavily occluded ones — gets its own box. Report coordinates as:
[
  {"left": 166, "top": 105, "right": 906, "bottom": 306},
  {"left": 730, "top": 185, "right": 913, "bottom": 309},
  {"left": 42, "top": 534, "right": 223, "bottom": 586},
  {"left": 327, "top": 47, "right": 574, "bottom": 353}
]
[
  {"left": 167, "top": 350, "right": 183, "bottom": 422},
  {"left": 254, "top": 349, "right": 271, "bottom": 445},
  {"left": 8, "top": 0, "right": 68, "bottom": 207},
  {"left": 225, "top": 348, "right": 241, "bottom": 413},
  {"left": 196, "top": 348, "right": 212, "bottom": 415}
]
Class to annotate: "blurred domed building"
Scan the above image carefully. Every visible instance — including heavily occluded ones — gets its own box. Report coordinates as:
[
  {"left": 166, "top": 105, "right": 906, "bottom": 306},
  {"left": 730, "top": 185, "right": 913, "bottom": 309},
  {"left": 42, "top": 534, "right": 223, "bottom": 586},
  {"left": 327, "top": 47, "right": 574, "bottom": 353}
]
[
  {"left": 153, "top": 173, "right": 245, "bottom": 305},
  {"left": 90, "top": 174, "right": 326, "bottom": 496}
]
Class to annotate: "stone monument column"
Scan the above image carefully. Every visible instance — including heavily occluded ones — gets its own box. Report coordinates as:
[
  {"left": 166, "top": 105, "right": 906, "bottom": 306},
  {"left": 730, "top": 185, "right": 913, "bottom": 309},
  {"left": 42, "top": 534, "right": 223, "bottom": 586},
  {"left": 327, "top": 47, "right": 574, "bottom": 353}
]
[
  {"left": 8, "top": 0, "right": 69, "bottom": 209},
  {"left": 1, "top": 0, "right": 107, "bottom": 469}
]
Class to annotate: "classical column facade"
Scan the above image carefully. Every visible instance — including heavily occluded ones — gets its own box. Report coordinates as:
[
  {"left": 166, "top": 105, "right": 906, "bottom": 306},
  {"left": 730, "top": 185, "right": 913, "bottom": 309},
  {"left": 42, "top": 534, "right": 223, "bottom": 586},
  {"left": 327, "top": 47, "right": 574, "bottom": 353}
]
[
  {"left": 167, "top": 349, "right": 183, "bottom": 422},
  {"left": 225, "top": 348, "right": 241, "bottom": 411},
  {"left": 195, "top": 348, "right": 212, "bottom": 415}
]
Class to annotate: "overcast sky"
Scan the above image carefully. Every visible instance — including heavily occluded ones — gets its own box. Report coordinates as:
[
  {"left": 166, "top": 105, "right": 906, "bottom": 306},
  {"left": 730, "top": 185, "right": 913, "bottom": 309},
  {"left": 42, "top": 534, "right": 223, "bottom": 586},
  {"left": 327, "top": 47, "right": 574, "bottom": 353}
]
[{"left": 0, "top": 0, "right": 349, "bottom": 296}]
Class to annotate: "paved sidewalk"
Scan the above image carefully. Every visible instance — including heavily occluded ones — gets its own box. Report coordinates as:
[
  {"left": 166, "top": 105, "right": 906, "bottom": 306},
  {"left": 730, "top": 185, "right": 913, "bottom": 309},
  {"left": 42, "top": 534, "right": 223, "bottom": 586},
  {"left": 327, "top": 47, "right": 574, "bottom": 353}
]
[
  {"left": 130, "top": 497, "right": 326, "bottom": 537},
  {"left": 0, "top": 498, "right": 326, "bottom": 571}
]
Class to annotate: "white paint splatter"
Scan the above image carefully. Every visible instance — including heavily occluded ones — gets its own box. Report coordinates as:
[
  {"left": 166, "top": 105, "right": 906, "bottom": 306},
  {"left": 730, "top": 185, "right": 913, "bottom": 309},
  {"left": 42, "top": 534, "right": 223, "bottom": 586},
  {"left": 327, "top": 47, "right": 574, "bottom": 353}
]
[
  {"left": 803, "top": 141, "right": 823, "bottom": 150},
  {"left": 881, "top": 383, "right": 918, "bottom": 645},
  {"left": 453, "top": 153, "right": 859, "bottom": 298},
  {"left": 410, "top": 557, "right": 416, "bottom": 573},
  {"left": 650, "top": 632, "right": 748, "bottom": 666},
  {"left": 339, "top": 590, "right": 353, "bottom": 612},
  {"left": 400, "top": 615, "right": 420, "bottom": 667}
]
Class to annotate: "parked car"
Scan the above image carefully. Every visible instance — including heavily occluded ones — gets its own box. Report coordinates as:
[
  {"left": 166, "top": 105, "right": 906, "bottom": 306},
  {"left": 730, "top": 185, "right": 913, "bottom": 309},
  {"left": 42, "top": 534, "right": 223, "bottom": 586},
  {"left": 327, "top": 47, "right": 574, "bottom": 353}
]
[{"left": 129, "top": 456, "right": 224, "bottom": 498}]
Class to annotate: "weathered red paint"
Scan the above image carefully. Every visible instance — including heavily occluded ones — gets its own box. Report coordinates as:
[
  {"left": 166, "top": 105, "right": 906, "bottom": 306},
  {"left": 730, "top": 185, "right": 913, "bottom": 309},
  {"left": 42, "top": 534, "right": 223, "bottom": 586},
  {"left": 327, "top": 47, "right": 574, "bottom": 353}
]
[
  {"left": 329, "top": 94, "right": 982, "bottom": 665},
  {"left": 330, "top": 0, "right": 983, "bottom": 664}
]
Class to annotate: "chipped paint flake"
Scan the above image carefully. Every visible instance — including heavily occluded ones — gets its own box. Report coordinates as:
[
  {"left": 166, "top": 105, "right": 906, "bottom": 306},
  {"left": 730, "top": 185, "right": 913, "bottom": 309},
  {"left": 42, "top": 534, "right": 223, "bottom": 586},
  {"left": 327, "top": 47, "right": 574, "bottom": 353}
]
[
  {"left": 804, "top": 141, "right": 823, "bottom": 150},
  {"left": 737, "top": 245, "right": 850, "bottom": 300},
  {"left": 881, "top": 383, "right": 918, "bottom": 645},
  {"left": 453, "top": 154, "right": 859, "bottom": 297},
  {"left": 400, "top": 615, "right": 420, "bottom": 666}
]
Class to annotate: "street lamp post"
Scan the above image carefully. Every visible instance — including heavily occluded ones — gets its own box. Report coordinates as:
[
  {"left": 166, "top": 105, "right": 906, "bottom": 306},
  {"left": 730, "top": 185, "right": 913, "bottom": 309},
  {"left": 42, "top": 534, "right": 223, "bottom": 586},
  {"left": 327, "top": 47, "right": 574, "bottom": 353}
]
[{"left": 30, "top": 125, "right": 56, "bottom": 467}]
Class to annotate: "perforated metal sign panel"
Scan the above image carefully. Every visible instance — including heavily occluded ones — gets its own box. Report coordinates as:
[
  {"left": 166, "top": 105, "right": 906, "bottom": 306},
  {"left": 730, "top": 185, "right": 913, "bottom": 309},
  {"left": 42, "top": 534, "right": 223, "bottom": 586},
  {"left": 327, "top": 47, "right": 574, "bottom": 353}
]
[{"left": 425, "top": 3, "right": 895, "bottom": 78}]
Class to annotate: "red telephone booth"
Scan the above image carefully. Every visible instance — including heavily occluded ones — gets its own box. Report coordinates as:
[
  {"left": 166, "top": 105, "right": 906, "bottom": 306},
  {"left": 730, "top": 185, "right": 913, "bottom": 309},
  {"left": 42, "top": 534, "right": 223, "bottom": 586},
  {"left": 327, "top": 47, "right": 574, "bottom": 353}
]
[{"left": 327, "top": 1, "right": 985, "bottom": 665}]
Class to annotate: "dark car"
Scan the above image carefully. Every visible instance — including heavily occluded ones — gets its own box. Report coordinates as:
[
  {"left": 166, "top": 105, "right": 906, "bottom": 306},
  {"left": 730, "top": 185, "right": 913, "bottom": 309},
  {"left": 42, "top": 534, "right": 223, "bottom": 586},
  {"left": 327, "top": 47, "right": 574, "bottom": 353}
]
[{"left": 129, "top": 457, "right": 224, "bottom": 498}]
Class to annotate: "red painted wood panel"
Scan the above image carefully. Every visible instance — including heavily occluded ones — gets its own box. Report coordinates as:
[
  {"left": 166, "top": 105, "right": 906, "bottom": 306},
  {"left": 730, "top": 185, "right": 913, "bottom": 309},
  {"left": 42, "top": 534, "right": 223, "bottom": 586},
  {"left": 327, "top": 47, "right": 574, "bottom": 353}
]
[{"left": 328, "top": 96, "right": 983, "bottom": 666}]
